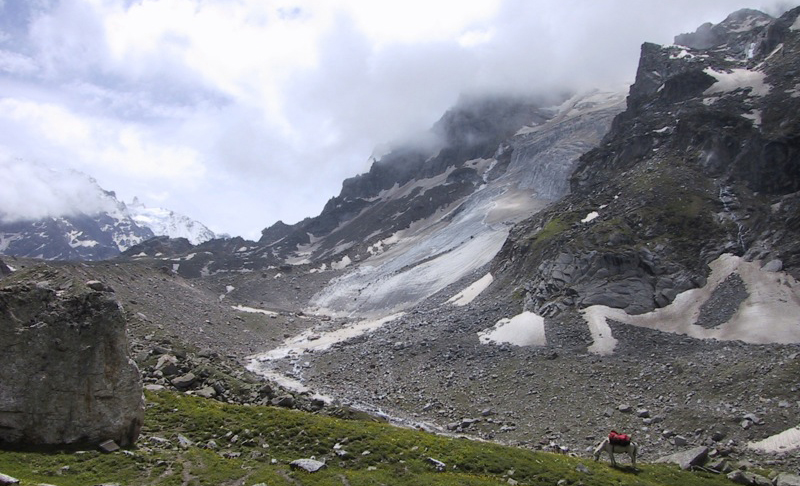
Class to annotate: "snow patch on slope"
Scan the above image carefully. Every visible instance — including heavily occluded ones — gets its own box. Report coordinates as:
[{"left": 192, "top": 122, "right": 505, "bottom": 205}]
[
  {"left": 582, "top": 254, "right": 800, "bottom": 354},
  {"left": 448, "top": 273, "right": 494, "bottom": 306},
  {"left": 232, "top": 305, "right": 279, "bottom": 316},
  {"left": 478, "top": 311, "right": 546, "bottom": 346},
  {"left": 703, "top": 68, "right": 770, "bottom": 96},
  {"left": 250, "top": 313, "right": 404, "bottom": 361},
  {"left": 749, "top": 426, "right": 800, "bottom": 453}
]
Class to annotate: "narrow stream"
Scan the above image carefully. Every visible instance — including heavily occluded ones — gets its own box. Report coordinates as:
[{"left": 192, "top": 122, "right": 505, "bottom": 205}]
[
  {"left": 718, "top": 184, "right": 748, "bottom": 253},
  {"left": 243, "top": 312, "right": 446, "bottom": 431}
]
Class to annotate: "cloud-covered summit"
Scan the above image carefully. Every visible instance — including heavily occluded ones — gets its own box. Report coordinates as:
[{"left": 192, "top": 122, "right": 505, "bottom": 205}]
[
  {"left": 0, "top": 0, "right": 797, "bottom": 239},
  {"left": 0, "top": 156, "right": 118, "bottom": 222}
]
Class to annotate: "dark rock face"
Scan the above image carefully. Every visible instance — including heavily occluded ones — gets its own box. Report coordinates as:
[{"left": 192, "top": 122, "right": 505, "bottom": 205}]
[
  {"left": 0, "top": 259, "right": 10, "bottom": 278},
  {"left": 674, "top": 9, "right": 774, "bottom": 52},
  {"left": 0, "top": 266, "right": 144, "bottom": 448},
  {"left": 494, "top": 7, "right": 800, "bottom": 314},
  {"left": 121, "top": 236, "right": 194, "bottom": 260}
]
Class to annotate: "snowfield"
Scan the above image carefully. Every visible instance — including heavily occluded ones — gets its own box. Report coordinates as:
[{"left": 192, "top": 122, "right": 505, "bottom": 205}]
[
  {"left": 478, "top": 311, "right": 546, "bottom": 346},
  {"left": 703, "top": 68, "right": 770, "bottom": 96},
  {"left": 447, "top": 273, "right": 494, "bottom": 306},
  {"left": 582, "top": 254, "right": 800, "bottom": 355}
]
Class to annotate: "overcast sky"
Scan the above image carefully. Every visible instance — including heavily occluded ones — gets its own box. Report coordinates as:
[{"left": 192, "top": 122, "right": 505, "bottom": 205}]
[{"left": 0, "top": 0, "right": 797, "bottom": 239}]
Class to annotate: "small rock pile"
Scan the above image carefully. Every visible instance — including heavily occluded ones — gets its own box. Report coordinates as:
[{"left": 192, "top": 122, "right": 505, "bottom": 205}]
[{"left": 133, "top": 343, "right": 325, "bottom": 413}]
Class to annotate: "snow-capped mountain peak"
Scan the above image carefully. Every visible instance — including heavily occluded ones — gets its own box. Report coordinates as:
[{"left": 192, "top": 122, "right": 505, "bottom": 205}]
[
  {"left": 127, "top": 198, "right": 215, "bottom": 245},
  {"left": 0, "top": 162, "right": 215, "bottom": 260}
]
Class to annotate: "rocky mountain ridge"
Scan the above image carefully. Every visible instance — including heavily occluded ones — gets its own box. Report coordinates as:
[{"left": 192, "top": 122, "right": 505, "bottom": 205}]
[
  {"left": 0, "top": 171, "right": 215, "bottom": 260},
  {"left": 493, "top": 5, "right": 800, "bottom": 318},
  {"left": 123, "top": 89, "right": 626, "bottom": 320}
]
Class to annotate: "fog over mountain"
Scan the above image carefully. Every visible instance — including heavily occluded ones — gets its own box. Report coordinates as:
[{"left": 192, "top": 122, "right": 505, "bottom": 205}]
[{"left": 1, "top": 0, "right": 797, "bottom": 238}]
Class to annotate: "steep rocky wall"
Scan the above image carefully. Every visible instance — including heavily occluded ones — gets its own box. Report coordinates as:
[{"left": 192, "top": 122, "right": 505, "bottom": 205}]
[
  {"left": 0, "top": 266, "right": 144, "bottom": 448},
  {"left": 493, "top": 8, "right": 800, "bottom": 316}
]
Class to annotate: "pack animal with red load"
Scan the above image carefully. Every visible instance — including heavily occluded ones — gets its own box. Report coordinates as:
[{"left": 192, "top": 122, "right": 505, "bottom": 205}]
[
  {"left": 608, "top": 430, "right": 631, "bottom": 446},
  {"left": 595, "top": 430, "right": 638, "bottom": 468}
]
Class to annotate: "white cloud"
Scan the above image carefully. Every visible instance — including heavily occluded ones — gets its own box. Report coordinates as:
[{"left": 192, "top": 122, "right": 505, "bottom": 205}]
[
  {"left": 0, "top": 0, "right": 797, "bottom": 239},
  {"left": 337, "top": 0, "right": 502, "bottom": 45},
  {"left": 0, "top": 98, "right": 204, "bottom": 180},
  {"left": 0, "top": 50, "right": 38, "bottom": 75},
  {"left": 0, "top": 157, "right": 116, "bottom": 222}
]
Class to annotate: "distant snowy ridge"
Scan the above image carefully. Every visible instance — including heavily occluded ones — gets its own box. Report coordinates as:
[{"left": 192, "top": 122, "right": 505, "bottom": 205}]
[
  {"left": 0, "top": 161, "right": 215, "bottom": 260},
  {"left": 128, "top": 197, "right": 215, "bottom": 245}
]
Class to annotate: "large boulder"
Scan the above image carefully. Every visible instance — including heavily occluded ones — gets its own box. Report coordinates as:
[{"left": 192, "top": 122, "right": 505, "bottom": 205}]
[
  {"left": 0, "top": 266, "right": 144, "bottom": 448},
  {"left": 655, "top": 446, "right": 709, "bottom": 470}
]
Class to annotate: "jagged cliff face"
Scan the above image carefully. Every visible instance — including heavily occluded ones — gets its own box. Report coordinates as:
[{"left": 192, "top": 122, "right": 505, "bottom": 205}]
[{"left": 493, "top": 7, "right": 800, "bottom": 318}]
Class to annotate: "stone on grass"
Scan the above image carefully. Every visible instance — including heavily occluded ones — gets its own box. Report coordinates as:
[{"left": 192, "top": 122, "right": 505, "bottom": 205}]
[
  {"left": 98, "top": 439, "right": 120, "bottom": 453},
  {"left": 727, "top": 470, "right": 772, "bottom": 486},
  {"left": 171, "top": 373, "right": 197, "bottom": 390},
  {"left": 426, "top": 457, "right": 447, "bottom": 472},
  {"left": 272, "top": 395, "right": 295, "bottom": 408},
  {"left": 655, "top": 446, "right": 708, "bottom": 470},
  {"left": 776, "top": 473, "right": 800, "bottom": 486},
  {"left": 289, "top": 458, "right": 327, "bottom": 473},
  {"left": 0, "top": 472, "right": 19, "bottom": 485},
  {"left": 194, "top": 386, "right": 217, "bottom": 398}
]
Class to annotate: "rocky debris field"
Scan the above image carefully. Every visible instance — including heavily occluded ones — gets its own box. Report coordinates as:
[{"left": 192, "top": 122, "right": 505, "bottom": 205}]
[
  {"left": 4, "top": 245, "right": 800, "bottom": 480},
  {"left": 42, "top": 252, "right": 797, "bottom": 474},
  {"left": 258, "top": 265, "right": 800, "bottom": 474}
]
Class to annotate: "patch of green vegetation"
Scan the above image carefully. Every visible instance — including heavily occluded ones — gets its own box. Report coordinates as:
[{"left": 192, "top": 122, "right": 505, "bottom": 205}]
[
  {"left": 523, "top": 211, "right": 583, "bottom": 252},
  {"left": 0, "top": 391, "right": 737, "bottom": 485}
]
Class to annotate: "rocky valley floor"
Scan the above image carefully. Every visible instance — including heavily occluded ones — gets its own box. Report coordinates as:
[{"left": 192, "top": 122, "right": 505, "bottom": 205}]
[
  {"left": 258, "top": 268, "right": 800, "bottom": 473},
  {"left": 5, "top": 255, "right": 799, "bottom": 476}
]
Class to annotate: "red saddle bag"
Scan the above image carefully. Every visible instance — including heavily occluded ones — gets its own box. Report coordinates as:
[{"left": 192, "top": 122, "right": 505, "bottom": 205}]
[{"left": 609, "top": 430, "right": 631, "bottom": 446}]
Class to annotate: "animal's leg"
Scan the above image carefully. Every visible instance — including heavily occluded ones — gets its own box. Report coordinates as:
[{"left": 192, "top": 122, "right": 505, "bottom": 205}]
[{"left": 609, "top": 451, "right": 616, "bottom": 467}]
